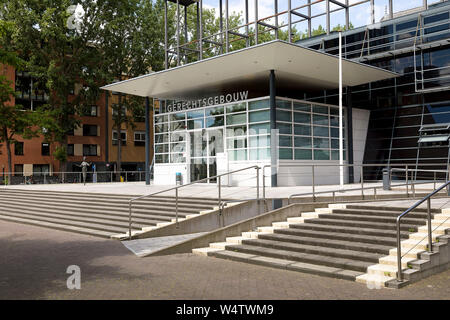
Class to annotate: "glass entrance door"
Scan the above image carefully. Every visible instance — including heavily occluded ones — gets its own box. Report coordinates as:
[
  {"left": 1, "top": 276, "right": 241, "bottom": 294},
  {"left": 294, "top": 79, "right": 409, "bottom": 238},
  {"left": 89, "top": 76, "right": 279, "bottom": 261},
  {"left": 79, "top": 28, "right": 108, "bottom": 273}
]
[{"left": 189, "top": 128, "right": 224, "bottom": 183}]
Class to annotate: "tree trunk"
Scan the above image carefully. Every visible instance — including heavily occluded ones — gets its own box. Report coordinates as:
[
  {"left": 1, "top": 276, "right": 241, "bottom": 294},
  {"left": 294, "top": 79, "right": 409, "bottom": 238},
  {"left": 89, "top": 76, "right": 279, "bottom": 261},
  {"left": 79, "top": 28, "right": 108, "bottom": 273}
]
[
  {"left": 60, "top": 141, "right": 68, "bottom": 183},
  {"left": 116, "top": 93, "right": 122, "bottom": 182},
  {"left": 5, "top": 139, "right": 12, "bottom": 186}
]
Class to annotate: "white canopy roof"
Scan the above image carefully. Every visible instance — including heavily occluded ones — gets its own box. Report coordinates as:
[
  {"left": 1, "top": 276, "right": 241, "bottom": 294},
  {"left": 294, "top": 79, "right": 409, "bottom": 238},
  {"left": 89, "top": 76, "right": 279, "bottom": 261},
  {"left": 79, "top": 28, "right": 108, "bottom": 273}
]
[{"left": 101, "top": 40, "right": 398, "bottom": 100}]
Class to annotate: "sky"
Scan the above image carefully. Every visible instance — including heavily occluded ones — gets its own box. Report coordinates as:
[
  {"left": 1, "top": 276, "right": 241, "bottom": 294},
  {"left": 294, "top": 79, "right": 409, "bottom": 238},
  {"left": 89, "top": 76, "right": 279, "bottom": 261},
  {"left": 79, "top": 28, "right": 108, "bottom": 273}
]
[{"left": 200, "top": 0, "right": 444, "bottom": 32}]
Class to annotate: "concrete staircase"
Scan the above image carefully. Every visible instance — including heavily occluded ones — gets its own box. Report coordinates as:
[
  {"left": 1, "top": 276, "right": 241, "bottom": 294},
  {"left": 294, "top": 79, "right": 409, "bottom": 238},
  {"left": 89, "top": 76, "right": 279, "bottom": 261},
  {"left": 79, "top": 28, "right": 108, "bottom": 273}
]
[
  {"left": 0, "top": 189, "right": 218, "bottom": 238},
  {"left": 193, "top": 204, "right": 448, "bottom": 284}
]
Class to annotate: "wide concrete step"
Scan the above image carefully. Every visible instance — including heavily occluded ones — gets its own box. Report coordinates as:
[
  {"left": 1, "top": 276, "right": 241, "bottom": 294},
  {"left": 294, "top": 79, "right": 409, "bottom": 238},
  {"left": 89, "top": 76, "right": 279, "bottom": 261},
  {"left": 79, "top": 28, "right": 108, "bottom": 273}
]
[
  {"left": 259, "top": 232, "right": 393, "bottom": 255},
  {"left": 0, "top": 201, "right": 178, "bottom": 222},
  {"left": 345, "top": 205, "right": 441, "bottom": 214},
  {"left": 0, "top": 210, "right": 133, "bottom": 234},
  {"left": 0, "top": 190, "right": 219, "bottom": 206},
  {"left": 289, "top": 222, "right": 412, "bottom": 238},
  {"left": 275, "top": 227, "right": 400, "bottom": 246},
  {"left": 207, "top": 250, "right": 363, "bottom": 281},
  {"left": 0, "top": 215, "right": 114, "bottom": 238},
  {"left": 241, "top": 238, "right": 383, "bottom": 263},
  {"left": 0, "top": 206, "right": 165, "bottom": 229},
  {"left": 317, "top": 213, "right": 427, "bottom": 226},
  {"left": 0, "top": 195, "right": 210, "bottom": 214},
  {"left": 304, "top": 218, "right": 420, "bottom": 232},
  {"left": 0, "top": 199, "right": 194, "bottom": 220},
  {"left": 331, "top": 208, "right": 432, "bottom": 219},
  {"left": 222, "top": 244, "right": 373, "bottom": 272}
]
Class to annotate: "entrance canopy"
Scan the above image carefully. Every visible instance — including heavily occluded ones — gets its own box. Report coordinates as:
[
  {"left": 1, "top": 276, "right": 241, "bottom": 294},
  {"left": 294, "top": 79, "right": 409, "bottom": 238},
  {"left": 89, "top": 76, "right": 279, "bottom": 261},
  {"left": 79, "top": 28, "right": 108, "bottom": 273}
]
[{"left": 101, "top": 40, "right": 398, "bottom": 100}]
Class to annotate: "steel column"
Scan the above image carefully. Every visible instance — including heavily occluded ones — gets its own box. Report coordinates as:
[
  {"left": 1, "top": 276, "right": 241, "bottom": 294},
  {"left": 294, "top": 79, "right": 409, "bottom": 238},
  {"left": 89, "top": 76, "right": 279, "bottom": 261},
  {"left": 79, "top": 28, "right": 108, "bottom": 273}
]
[
  {"left": 145, "top": 97, "right": 150, "bottom": 185},
  {"left": 164, "top": 0, "right": 168, "bottom": 69},
  {"left": 270, "top": 70, "right": 277, "bottom": 188},
  {"left": 255, "top": 0, "right": 258, "bottom": 45}
]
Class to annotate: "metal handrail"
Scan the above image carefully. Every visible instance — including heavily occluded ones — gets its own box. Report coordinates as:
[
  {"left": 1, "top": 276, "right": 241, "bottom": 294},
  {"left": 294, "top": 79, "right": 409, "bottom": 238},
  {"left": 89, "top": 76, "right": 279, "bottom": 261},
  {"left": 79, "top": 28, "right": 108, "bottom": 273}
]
[
  {"left": 396, "top": 180, "right": 450, "bottom": 282},
  {"left": 127, "top": 165, "right": 261, "bottom": 239},
  {"left": 287, "top": 180, "right": 441, "bottom": 204},
  {"left": 262, "top": 163, "right": 449, "bottom": 203},
  {"left": 217, "top": 197, "right": 264, "bottom": 227}
]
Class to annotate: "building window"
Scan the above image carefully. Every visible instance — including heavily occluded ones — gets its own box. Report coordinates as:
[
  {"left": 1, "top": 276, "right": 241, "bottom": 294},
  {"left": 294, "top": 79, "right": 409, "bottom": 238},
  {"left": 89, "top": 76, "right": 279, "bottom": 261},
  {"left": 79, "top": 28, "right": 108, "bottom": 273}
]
[
  {"left": 33, "top": 164, "right": 49, "bottom": 175},
  {"left": 83, "top": 144, "right": 97, "bottom": 156},
  {"left": 112, "top": 104, "right": 127, "bottom": 116},
  {"left": 112, "top": 130, "right": 127, "bottom": 146},
  {"left": 90, "top": 106, "right": 98, "bottom": 117},
  {"left": 41, "top": 143, "right": 50, "bottom": 156},
  {"left": 134, "top": 132, "right": 145, "bottom": 146},
  {"left": 67, "top": 144, "right": 74, "bottom": 156},
  {"left": 14, "top": 142, "right": 24, "bottom": 156},
  {"left": 80, "top": 105, "right": 98, "bottom": 117},
  {"left": 83, "top": 124, "right": 98, "bottom": 136},
  {"left": 14, "top": 164, "right": 23, "bottom": 176}
]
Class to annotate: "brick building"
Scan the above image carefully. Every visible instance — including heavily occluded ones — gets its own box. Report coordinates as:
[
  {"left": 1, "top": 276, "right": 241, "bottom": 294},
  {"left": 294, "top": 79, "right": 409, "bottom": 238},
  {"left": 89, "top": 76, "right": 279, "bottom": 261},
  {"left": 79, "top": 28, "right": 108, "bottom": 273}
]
[{"left": 0, "top": 67, "right": 153, "bottom": 182}]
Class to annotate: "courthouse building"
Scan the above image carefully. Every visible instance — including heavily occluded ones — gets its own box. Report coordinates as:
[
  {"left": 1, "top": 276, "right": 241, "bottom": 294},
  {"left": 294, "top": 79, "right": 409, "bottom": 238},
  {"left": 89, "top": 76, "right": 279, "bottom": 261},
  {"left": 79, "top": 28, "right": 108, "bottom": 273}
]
[{"left": 103, "top": 0, "right": 450, "bottom": 187}]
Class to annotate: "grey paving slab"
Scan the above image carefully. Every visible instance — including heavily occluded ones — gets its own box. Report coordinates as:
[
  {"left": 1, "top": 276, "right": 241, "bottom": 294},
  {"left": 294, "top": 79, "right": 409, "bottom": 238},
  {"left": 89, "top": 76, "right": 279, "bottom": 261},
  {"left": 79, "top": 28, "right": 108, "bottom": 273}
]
[
  {"left": 1, "top": 220, "right": 449, "bottom": 300},
  {"left": 122, "top": 232, "right": 208, "bottom": 257},
  {"left": 2, "top": 180, "right": 445, "bottom": 201}
]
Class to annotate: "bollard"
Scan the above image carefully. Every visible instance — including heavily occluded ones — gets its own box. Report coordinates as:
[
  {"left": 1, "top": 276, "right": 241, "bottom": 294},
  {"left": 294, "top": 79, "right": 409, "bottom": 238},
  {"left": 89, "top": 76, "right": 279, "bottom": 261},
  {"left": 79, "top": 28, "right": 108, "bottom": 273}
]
[{"left": 382, "top": 168, "right": 391, "bottom": 190}]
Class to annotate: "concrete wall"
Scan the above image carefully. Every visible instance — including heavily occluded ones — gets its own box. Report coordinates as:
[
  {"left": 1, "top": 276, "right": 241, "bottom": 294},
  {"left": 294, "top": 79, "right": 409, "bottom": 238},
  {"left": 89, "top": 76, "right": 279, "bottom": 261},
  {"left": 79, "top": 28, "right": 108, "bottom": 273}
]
[
  {"left": 153, "top": 107, "right": 370, "bottom": 187},
  {"left": 145, "top": 202, "right": 330, "bottom": 256},
  {"left": 135, "top": 199, "right": 271, "bottom": 239}
]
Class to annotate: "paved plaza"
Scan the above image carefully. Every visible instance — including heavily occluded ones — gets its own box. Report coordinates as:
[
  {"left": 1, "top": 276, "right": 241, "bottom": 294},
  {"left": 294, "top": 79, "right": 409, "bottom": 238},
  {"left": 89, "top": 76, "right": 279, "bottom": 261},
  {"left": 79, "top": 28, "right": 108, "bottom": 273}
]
[
  {"left": 1, "top": 180, "right": 440, "bottom": 200},
  {"left": 0, "top": 220, "right": 449, "bottom": 300}
]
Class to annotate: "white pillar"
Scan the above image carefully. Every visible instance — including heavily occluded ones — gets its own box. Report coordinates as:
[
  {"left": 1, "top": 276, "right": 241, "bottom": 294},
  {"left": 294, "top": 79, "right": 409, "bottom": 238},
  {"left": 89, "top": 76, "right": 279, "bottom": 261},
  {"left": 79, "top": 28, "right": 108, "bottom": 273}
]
[{"left": 339, "top": 31, "right": 344, "bottom": 188}]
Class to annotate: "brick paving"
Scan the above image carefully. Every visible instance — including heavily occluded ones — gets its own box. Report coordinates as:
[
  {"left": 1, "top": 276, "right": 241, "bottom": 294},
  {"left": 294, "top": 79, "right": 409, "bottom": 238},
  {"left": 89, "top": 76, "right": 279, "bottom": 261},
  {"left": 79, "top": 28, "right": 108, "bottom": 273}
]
[{"left": 0, "top": 220, "right": 449, "bottom": 300}]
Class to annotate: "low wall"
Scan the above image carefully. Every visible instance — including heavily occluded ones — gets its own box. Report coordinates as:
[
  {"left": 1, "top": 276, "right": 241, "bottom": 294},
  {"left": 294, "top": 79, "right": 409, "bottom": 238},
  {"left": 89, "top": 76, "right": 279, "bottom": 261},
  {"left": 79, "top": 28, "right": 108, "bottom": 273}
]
[
  {"left": 134, "top": 199, "right": 272, "bottom": 239},
  {"left": 143, "top": 202, "right": 329, "bottom": 256}
]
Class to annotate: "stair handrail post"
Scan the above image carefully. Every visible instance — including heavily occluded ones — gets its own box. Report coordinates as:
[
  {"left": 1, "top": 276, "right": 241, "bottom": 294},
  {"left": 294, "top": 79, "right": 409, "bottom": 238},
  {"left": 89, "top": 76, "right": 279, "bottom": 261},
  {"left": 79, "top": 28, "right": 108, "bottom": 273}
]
[
  {"left": 395, "top": 181, "right": 450, "bottom": 283},
  {"left": 176, "top": 188, "right": 179, "bottom": 228},
  {"left": 256, "top": 166, "right": 260, "bottom": 203},
  {"left": 262, "top": 165, "right": 266, "bottom": 204},
  {"left": 218, "top": 175, "right": 221, "bottom": 209},
  {"left": 128, "top": 200, "right": 132, "bottom": 240},
  {"left": 397, "top": 216, "right": 403, "bottom": 281},
  {"left": 361, "top": 165, "right": 364, "bottom": 199},
  {"left": 427, "top": 197, "right": 432, "bottom": 252},
  {"left": 312, "top": 165, "right": 315, "bottom": 201},
  {"left": 406, "top": 164, "right": 409, "bottom": 197}
]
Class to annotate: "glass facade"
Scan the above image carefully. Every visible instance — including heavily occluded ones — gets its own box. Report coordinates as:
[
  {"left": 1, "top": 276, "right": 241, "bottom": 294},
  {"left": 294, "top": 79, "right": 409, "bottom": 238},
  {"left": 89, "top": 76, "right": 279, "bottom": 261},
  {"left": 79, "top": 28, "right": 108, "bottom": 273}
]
[
  {"left": 297, "top": 3, "right": 450, "bottom": 179},
  {"left": 154, "top": 97, "right": 346, "bottom": 170}
]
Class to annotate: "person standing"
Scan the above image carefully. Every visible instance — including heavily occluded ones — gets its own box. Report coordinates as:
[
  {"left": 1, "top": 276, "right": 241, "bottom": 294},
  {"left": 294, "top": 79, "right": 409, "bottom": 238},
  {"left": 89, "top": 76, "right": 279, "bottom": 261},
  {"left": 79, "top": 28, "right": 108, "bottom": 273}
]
[{"left": 77, "top": 157, "right": 91, "bottom": 185}]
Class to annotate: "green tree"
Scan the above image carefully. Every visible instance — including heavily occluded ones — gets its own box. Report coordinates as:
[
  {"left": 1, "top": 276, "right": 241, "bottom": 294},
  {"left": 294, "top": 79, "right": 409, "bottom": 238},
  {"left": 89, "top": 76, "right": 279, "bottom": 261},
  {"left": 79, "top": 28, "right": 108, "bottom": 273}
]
[
  {"left": 1, "top": 0, "right": 104, "bottom": 178},
  {"left": 0, "top": 20, "right": 37, "bottom": 184},
  {"left": 97, "top": 0, "right": 163, "bottom": 179}
]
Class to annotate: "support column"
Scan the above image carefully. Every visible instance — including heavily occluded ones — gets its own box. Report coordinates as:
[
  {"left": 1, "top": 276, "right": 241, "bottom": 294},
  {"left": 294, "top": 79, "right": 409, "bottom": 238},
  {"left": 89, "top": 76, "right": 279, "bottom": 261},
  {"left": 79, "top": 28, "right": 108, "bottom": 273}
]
[
  {"left": 389, "top": 0, "right": 393, "bottom": 19},
  {"left": 288, "top": 0, "right": 292, "bottom": 42},
  {"left": 254, "top": 0, "right": 258, "bottom": 45},
  {"left": 176, "top": 0, "right": 180, "bottom": 66},
  {"left": 346, "top": 87, "right": 354, "bottom": 184},
  {"left": 308, "top": 0, "right": 312, "bottom": 38},
  {"left": 270, "top": 70, "right": 277, "bottom": 188},
  {"left": 105, "top": 92, "right": 109, "bottom": 164},
  {"left": 326, "top": 0, "right": 330, "bottom": 35},
  {"left": 199, "top": 0, "right": 203, "bottom": 60},
  {"left": 270, "top": 70, "right": 281, "bottom": 209},
  {"left": 274, "top": 0, "right": 278, "bottom": 40},
  {"left": 245, "top": 0, "right": 249, "bottom": 47},
  {"left": 164, "top": 0, "right": 168, "bottom": 69},
  {"left": 225, "top": 0, "right": 229, "bottom": 53},
  {"left": 220, "top": 0, "right": 223, "bottom": 54},
  {"left": 370, "top": 0, "right": 375, "bottom": 25},
  {"left": 145, "top": 97, "right": 150, "bottom": 185}
]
